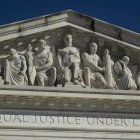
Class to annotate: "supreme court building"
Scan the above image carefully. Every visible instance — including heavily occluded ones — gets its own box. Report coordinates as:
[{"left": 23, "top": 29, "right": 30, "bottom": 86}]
[{"left": 0, "top": 10, "right": 140, "bottom": 139}]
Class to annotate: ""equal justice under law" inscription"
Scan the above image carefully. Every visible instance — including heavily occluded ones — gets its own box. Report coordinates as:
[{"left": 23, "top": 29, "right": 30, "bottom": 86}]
[{"left": 0, "top": 114, "right": 139, "bottom": 131}]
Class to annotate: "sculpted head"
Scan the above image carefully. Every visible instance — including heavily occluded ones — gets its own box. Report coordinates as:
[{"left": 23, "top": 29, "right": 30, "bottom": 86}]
[
  {"left": 38, "top": 39, "right": 46, "bottom": 51},
  {"left": 27, "top": 44, "right": 32, "bottom": 51},
  {"left": 122, "top": 56, "right": 129, "bottom": 65},
  {"left": 9, "top": 48, "right": 17, "bottom": 57},
  {"left": 64, "top": 34, "right": 72, "bottom": 47},
  {"left": 89, "top": 42, "right": 97, "bottom": 54}
]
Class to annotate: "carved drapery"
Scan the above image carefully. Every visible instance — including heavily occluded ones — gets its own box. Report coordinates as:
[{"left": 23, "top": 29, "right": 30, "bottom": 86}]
[{"left": 0, "top": 32, "right": 139, "bottom": 91}]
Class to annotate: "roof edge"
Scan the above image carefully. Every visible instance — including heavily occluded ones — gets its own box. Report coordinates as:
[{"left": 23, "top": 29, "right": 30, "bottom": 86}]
[{"left": 0, "top": 9, "right": 140, "bottom": 47}]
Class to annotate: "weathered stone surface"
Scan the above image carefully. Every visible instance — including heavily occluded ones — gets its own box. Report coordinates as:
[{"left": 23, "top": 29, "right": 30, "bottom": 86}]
[
  {"left": 0, "top": 9, "right": 140, "bottom": 139},
  {"left": 0, "top": 29, "right": 140, "bottom": 90}
]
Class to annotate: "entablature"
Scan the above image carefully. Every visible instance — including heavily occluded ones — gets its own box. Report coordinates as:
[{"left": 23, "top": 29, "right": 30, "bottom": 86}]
[{"left": 0, "top": 85, "right": 139, "bottom": 114}]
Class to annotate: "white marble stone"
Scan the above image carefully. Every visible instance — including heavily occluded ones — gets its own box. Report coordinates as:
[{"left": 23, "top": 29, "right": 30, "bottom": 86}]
[{"left": 0, "top": 9, "right": 140, "bottom": 139}]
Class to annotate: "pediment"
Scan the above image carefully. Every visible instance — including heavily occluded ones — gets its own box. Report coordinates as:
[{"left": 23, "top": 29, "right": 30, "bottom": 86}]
[
  {"left": 0, "top": 10, "right": 140, "bottom": 91},
  {"left": 1, "top": 10, "right": 140, "bottom": 140}
]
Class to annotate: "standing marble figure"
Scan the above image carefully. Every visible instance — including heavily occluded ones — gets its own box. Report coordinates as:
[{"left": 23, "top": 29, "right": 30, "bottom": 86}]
[
  {"left": 24, "top": 44, "right": 36, "bottom": 85},
  {"left": 4, "top": 48, "right": 28, "bottom": 85}
]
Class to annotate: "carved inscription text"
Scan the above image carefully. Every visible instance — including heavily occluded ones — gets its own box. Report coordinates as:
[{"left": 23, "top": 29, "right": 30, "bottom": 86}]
[{"left": 0, "top": 114, "right": 139, "bottom": 131}]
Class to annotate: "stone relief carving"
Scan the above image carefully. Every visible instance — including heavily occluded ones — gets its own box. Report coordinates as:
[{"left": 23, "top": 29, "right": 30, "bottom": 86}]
[
  {"left": 33, "top": 39, "right": 56, "bottom": 86},
  {"left": 24, "top": 44, "right": 36, "bottom": 85},
  {"left": 113, "top": 56, "right": 137, "bottom": 90},
  {"left": 0, "top": 65, "right": 4, "bottom": 85},
  {"left": 137, "top": 71, "right": 140, "bottom": 90},
  {"left": 57, "top": 34, "right": 84, "bottom": 87},
  {"left": 82, "top": 42, "right": 106, "bottom": 88},
  {"left": 1, "top": 34, "right": 139, "bottom": 90},
  {"left": 4, "top": 48, "right": 28, "bottom": 85}
]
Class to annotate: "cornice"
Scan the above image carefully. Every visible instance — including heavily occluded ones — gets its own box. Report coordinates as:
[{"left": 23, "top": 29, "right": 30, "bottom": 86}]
[
  {"left": 0, "top": 85, "right": 139, "bottom": 114},
  {"left": 0, "top": 10, "right": 140, "bottom": 51}
]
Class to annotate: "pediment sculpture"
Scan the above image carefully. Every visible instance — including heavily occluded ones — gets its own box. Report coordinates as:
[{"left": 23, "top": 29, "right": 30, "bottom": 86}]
[
  {"left": 57, "top": 34, "right": 84, "bottom": 87},
  {"left": 82, "top": 42, "right": 106, "bottom": 89},
  {"left": 114, "top": 56, "right": 137, "bottom": 90},
  {"left": 0, "top": 33, "right": 139, "bottom": 90},
  {"left": 4, "top": 48, "right": 28, "bottom": 85}
]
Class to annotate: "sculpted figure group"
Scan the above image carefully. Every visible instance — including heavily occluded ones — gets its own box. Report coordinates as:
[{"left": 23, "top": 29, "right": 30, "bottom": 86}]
[
  {"left": 4, "top": 39, "right": 56, "bottom": 87},
  {"left": 1, "top": 34, "right": 139, "bottom": 90}
]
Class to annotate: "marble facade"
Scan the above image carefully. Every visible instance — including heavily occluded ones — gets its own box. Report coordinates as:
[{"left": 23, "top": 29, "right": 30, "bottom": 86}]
[{"left": 0, "top": 10, "right": 140, "bottom": 139}]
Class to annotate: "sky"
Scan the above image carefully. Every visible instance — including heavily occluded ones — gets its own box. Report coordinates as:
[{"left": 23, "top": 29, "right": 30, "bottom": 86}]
[{"left": 0, "top": 0, "right": 140, "bottom": 33}]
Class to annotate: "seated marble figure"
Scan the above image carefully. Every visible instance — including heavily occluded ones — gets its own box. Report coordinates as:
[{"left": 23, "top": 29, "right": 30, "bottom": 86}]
[
  {"left": 57, "top": 34, "right": 83, "bottom": 87},
  {"left": 33, "top": 39, "right": 56, "bottom": 86},
  {"left": 114, "top": 56, "right": 137, "bottom": 90},
  {"left": 4, "top": 48, "right": 28, "bottom": 85},
  {"left": 82, "top": 42, "right": 106, "bottom": 88}
]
